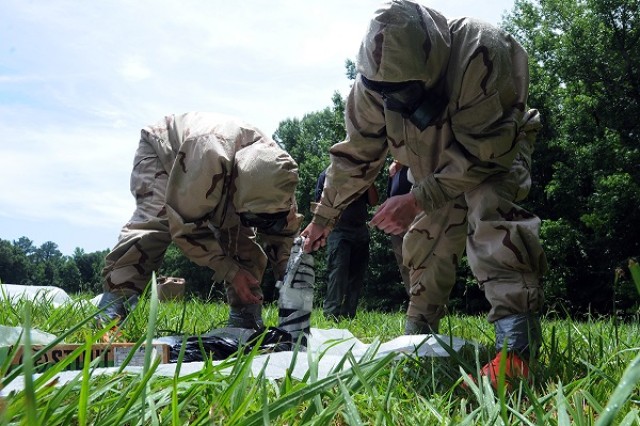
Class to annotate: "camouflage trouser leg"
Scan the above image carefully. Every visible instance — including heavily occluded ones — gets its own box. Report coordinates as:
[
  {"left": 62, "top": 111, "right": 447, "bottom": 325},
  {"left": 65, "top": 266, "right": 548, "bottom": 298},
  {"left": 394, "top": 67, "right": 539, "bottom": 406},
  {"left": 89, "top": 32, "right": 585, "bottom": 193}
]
[
  {"left": 465, "top": 154, "right": 546, "bottom": 323},
  {"left": 390, "top": 233, "right": 411, "bottom": 296},
  {"left": 403, "top": 153, "right": 546, "bottom": 330},
  {"left": 403, "top": 201, "right": 468, "bottom": 331},
  {"left": 215, "top": 225, "right": 268, "bottom": 309},
  {"left": 259, "top": 232, "right": 296, "bottom": 282},
  {"left": 102, "top": 138, "right": 172, "bottom": 297}
]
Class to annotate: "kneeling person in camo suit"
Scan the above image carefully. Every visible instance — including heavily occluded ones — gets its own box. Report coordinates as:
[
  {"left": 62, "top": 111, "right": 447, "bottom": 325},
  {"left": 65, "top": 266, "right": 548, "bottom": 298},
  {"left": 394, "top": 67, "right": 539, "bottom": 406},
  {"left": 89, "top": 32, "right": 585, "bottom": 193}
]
[{"left": 97, "top": 112, "right": 302, "bottom": 329}]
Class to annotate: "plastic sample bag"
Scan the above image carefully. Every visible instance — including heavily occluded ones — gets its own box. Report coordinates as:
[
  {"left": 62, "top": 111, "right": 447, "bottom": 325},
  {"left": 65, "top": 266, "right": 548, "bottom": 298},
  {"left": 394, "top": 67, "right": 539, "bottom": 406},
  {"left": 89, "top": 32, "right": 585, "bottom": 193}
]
[{"left": 155, "top": 326, "right": 295, "bottom": 363}]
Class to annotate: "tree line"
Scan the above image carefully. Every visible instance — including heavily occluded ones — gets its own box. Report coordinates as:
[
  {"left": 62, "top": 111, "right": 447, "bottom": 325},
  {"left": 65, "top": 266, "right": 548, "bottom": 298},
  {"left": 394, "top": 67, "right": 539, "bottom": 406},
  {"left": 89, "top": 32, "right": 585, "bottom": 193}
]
[{"left": 1, "top": 0, "right": 638, "bottom": 317}]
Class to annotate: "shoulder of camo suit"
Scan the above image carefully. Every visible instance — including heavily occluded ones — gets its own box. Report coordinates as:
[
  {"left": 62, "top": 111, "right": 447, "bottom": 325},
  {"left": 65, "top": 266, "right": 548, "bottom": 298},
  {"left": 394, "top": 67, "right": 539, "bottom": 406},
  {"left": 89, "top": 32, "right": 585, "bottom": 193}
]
[
  {"left": 312, "top": 0, "right": 540, "bottom": 223},
  {"left": 147, "top": 112, "right": 298, "bottom": 284}
]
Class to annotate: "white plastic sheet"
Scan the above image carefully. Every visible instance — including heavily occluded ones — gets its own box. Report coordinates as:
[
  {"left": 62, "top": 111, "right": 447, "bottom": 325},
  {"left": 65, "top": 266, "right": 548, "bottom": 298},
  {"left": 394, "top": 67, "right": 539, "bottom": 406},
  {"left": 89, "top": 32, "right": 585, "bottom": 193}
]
[
  {"left": 0, "top": 284, "right": 73, "bottom": 307},
  {"left": 0, "top": 325, "right": 58, "bottom": 346},
  {"left": 1, "top": 327, "right": 476, "bottom": 396}
]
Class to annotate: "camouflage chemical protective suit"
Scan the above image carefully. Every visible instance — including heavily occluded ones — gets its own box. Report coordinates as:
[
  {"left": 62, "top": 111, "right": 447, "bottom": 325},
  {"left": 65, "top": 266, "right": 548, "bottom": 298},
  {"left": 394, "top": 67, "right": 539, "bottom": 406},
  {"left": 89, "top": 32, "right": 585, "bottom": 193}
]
[
  {"left": 308, "top": 1, "right": 547, "bottom": 356},
  {"left": 99, "top": 112, "right": 302, "bottom": 327}
]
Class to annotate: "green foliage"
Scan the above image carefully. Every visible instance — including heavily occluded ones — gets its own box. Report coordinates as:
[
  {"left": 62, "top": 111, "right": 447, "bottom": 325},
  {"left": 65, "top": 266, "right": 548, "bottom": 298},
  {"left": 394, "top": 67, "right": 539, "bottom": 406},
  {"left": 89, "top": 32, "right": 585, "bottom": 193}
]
[
  {"left": 0, "top": 238, "right": 106, "bottom": 294},
  {"left": 3, "top": 296, "right": 640, "bottom": 424},
  {"left": 504, "top": 0, "right": 640, "bottom": 314},
  {"left": 273, "top": 91, "right": 346, "bottom": 226},
  {"left": 344, "top": 58, "right": 357, "bottom": 80},
  {"left": 158, "top": 243, "right": 224, "bottom": 300},
  {"left": 539, "top": 219, "right": 581, "bottom": 308},
  {"left": 631, "top": 258, "right": 640, "bottom": 295},
  {"left": 72, "top": 248, "right": 107, "bottom": 293},
  {"left": 361, "top": 228, "right": 409, "bottom": 312},
  {"left": 1, "top": 0, "right": 640, "bottom": 320},
  {"left": 0, "top": 239, "right": 30, "bottom": 284}
]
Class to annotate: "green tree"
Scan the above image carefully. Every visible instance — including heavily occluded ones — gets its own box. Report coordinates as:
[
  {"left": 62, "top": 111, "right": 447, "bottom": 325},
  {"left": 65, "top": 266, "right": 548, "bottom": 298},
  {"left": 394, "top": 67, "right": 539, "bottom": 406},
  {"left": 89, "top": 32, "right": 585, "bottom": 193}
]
[
  {"left": 31, "top": 241, "right": 68, "bottom": 289},
  {"left": 274, "top": 91, "right": 410, "bottom": 312},
  {"left": 159, "top": 243, "right": 223, "bottom": 300},
  {"left": 0, "top": 239, "right": 30, "bottom": 284},
  {"left": 0, "top": 239, "right": 86, "bottom": 294},
  {"left": 57, "top": 261, "right": 83, "bottom": 294},
  {"left": 273, "top": 93, "right": 346, "bottom": 303},
  {"left": 504, "top": 0, "right": 640, "bottom": 313},
  {"left": 274, "top": 91, "right": 347, "bottom": 225},
  {"left": 73, "top": 248, "right": 107, "bottom": 293}
]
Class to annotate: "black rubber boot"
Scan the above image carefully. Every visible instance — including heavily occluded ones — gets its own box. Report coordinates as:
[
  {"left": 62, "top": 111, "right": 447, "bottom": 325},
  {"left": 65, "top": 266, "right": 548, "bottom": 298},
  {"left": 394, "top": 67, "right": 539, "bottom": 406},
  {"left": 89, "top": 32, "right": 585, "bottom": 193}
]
[
  {"left": 227, "top": 304, "right": 264, "bottom": 329},
  {"left": 494, "top": 313, "right": 541, "bottom": 359}
]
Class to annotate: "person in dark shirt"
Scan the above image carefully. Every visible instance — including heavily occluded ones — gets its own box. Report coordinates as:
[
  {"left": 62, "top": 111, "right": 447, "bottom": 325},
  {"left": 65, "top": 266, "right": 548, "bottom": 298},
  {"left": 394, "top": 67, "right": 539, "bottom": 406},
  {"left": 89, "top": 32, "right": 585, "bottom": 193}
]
[
  {"left": 387, "top": 160, "right": 412, "bottom": 296},
  {"left": 315, "top": 168, "right": 378, "bottom": 319}
]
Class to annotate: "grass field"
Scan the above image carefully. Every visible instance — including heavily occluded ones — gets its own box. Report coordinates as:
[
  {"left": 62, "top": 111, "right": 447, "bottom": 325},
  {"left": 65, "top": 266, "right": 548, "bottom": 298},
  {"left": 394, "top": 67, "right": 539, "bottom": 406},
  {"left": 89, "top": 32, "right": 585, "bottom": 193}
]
[{"left": 1, "top": 268, "right": 640, "bottom": 425}]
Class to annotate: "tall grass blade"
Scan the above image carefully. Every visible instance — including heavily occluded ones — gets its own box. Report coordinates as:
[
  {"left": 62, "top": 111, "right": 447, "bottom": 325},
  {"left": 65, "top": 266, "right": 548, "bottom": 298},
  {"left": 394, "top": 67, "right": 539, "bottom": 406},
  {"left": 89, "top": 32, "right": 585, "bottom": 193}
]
[
  {"left": 20, "top": 307, "right": 37, "bottom": 426},
  {"left": 337, "top": 376, "right": 364, "bottom": 425},
  {"left": 141, "top": 272, "right": 161, "bottom": 423},
  {"left": 629, "top": 258, "right": 640, "bottom": 295},
  {"left": 595, "top": 352, "right": 640, "bottom": 426},
  {"left": 555, "top": 382, "right": 572, "bottom": 426},
  {"left": 77, "top": 340, "right": 93, "bottom": 426},
  {"left": 619, "top": 409, "right": 639, "bottom": 426},
  {"left": 171, "top": 334, "right": 188, "bottom": 426},
  {"left": 241, "top": 353, "right": 396, "bottom": 425}
]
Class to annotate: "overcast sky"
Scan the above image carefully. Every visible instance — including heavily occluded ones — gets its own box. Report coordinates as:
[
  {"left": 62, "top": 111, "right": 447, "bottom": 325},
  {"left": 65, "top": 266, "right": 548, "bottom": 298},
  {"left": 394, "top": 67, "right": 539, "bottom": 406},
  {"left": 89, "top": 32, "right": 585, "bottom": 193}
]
[{"left": 0, "top": 0, "right": 515, "bottom": 256}]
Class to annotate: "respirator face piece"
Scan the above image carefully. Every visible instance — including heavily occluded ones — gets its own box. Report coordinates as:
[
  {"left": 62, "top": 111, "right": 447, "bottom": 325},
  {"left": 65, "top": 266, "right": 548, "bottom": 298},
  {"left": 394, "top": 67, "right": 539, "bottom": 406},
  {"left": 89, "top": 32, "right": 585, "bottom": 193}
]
[
  {"left": 239, "top": 211, "right": 288, "bottom": 234},
  {"left": 361, "top": 76, "right": 446, "bottom": 131}
]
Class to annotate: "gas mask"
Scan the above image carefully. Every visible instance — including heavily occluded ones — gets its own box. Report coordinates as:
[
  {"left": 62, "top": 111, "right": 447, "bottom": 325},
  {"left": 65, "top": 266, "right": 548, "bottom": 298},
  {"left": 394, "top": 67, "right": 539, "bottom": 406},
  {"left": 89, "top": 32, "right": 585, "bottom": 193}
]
[
  {"left": 239, "top": 211, "right": 289, "bottom": 234},
  {"left": 361, "top": 76, "right": 446, "bottom": 131}
]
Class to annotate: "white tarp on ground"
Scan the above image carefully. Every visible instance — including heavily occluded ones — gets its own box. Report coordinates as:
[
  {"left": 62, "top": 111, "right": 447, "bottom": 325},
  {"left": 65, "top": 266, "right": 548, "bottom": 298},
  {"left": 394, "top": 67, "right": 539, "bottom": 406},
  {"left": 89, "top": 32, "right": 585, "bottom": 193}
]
[
  {"left": 1, "top": 327, "right": 475, "bottom": 396},
  {"left": 1, "top": 285, "right": 478, "bottom": 395},
  {"left": 0, "top": 325, "right": 58, "bottom": 346},
  {"left": 0, "top": 284, "right": 73, "bottom": 307}
]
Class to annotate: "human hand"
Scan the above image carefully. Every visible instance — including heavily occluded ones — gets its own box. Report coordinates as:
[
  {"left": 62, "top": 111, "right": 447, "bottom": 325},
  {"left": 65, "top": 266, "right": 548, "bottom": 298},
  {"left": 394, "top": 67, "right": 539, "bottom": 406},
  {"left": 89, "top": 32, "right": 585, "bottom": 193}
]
[
  {"left": 369, "top": 192, "right": 421, "bottom": 235},
  {"left": 300, "top": 222, "right": 331, "bottom": 253},
  {"left": 388, "top": 160, "right": 401, "bottom": 177},
  {"left": 231, "top": 269, "right": 262, "bottom": 304}
]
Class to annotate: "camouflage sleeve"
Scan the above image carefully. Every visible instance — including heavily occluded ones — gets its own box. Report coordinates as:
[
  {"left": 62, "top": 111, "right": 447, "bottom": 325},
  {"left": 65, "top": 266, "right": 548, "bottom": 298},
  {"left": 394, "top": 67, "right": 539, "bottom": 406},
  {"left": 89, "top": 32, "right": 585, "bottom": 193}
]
[
  {"left": 311, "top": 81, "right": 389, "bottom": 226},
  {"left": 412, "top": 30, "right": 534, "bottom": 214},
  {"left": 164, "top": 134, "right": 239, "bottom": 283}
]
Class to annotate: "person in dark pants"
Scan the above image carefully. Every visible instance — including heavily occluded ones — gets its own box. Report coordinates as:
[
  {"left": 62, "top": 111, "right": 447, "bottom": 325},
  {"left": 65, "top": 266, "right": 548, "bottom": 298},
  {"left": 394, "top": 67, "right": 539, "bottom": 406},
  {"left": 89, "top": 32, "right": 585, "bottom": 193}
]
[
  {"left": 315, "top": 168, "right": 378, "bottom": 319},
  {"left": 387, "top": 160, "right": 412, "bottom": 296}
]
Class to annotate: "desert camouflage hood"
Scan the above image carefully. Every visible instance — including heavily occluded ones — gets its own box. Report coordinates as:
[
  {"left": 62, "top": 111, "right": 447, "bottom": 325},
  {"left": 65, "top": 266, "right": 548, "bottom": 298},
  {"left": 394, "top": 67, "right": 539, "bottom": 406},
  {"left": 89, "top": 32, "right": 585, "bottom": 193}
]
[
  {"left": 233, "top": 142, "right": 299, "bottom": 214},
  {"left": 356, "top": 0, "right": 450, "bottom": 87}
]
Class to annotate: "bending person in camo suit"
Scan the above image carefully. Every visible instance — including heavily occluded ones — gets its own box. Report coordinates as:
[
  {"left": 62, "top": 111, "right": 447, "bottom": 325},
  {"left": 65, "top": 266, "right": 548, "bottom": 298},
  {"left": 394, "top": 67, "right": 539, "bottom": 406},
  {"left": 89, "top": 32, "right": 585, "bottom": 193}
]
[
  {"left": 97, "top": 112, "right": 302, "bottom": 329},
  {"left": 302, "top": 0, "right": 547, "bottom": 386}
]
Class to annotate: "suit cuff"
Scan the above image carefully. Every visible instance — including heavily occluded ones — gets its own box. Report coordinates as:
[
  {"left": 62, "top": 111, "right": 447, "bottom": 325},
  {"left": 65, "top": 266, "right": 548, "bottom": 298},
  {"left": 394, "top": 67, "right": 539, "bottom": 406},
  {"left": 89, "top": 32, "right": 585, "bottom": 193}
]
[
  {"left": 310, "top": 202, "right": 340, "bottom": 227},
  {"left": 411, "top": 174, "right": 452, "bottom": 214},
  {"left": 213, "top": 258, "right": 240, "bottom": 283}
]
